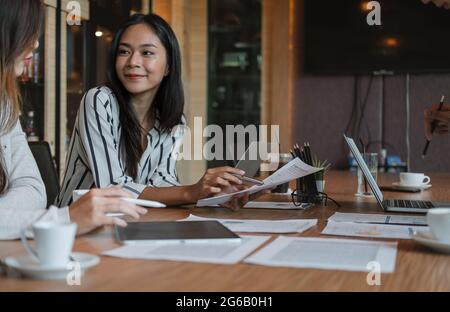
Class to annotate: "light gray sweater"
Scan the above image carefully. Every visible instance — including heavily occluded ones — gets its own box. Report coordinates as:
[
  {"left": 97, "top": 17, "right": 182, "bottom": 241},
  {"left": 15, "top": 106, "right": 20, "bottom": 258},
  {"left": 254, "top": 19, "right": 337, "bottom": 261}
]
[{"left": 0, "top": 121, "right": 68, "bottom": 240}]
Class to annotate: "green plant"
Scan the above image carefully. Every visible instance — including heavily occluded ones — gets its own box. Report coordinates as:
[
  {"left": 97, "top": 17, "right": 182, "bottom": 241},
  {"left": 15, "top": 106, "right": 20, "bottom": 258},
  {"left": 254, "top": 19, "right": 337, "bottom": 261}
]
[{"left": 312, "top": 155, "right": 331, "bottom": 180}]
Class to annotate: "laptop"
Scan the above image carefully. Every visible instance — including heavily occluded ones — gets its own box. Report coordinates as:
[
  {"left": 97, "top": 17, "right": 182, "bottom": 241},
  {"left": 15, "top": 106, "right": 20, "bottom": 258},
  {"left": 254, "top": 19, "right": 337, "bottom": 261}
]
[
  {"left": 344, "top": 135, "right": 450, "bottom": 213},
  {"left": 115, "top": 220, "right": 242, "bottom": 245}
]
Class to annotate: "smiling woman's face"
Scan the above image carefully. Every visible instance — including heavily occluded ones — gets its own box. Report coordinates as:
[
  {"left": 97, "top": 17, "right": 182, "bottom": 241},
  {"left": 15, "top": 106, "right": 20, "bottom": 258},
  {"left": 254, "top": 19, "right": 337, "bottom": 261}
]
[
  {"left": 14, "top": 40, "right": 39, "bottom": 77},
  {"left": 115, "top": 23, "right": 168, "bottom": 96}
]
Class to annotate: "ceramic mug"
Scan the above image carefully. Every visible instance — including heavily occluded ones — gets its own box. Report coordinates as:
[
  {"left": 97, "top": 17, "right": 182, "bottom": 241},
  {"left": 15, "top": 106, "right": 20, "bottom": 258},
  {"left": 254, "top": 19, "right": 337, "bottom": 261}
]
[
  {"left": 399, "top": 172, "right": 431, "bottom": 187},
  {"left": 20, "top": 221, "right": 77, "bottom": 268},
  {"left": 427, "top": 208, "right": 450, "bottom": 244}
]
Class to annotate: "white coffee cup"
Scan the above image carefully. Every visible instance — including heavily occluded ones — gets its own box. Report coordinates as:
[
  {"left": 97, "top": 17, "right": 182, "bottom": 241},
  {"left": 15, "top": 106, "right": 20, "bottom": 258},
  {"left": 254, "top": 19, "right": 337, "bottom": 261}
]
[
  {"left": 399, "top": 172, "right": 431, "bottom": 187},
  {"left": 427, "top": 208, "right": 450, "bottom": 243},
  {"left": 20, "top": 221, "right": 77, "bottom": 268}
]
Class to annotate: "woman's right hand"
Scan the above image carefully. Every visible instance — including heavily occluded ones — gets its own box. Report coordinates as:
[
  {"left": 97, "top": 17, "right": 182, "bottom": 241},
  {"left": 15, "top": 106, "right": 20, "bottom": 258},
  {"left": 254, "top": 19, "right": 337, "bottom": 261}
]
[
  {"left": 68, "top": 187, "right": 147, "bottom": 235},
  {"left": 188, "top": 166, "right": 245, "bottom": 202}
]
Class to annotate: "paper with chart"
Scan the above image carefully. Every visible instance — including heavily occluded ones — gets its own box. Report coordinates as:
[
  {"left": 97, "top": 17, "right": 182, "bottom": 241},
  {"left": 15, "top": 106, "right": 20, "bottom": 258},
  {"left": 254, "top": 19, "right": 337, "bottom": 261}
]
[
  {"left": 244, "top": 236, "right": 398, "bottom": 273},
  {"left": 329, "top": 212, "right": 427, "bottom": 226},
  {"left": 196, "top": 157, "right": 322, "bottom": 207},
  {"left": 322, "top": 220, "right": 430, "bottom": 239},
  {"left": 181, "top": 214, "right": 317, "bottom": 234},
  {"left": 102, "top": 235, "right": 270, "bottom": 264}
]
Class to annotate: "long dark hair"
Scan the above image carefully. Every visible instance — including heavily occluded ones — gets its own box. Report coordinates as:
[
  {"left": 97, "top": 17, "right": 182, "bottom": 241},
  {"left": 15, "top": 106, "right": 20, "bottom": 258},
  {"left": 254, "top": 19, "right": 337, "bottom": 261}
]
[
  {"left": 107, "top": 13, "right": 184, "bottom": 179},
  {"left": 0, "top": 0, "right": 44, "bottom": 193}
]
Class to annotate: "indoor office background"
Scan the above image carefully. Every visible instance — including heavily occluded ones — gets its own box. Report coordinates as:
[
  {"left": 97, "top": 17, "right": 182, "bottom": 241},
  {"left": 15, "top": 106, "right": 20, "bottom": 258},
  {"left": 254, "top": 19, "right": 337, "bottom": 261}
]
[{"left": 20, "top": 0, "right": 450, "bottom": 187}]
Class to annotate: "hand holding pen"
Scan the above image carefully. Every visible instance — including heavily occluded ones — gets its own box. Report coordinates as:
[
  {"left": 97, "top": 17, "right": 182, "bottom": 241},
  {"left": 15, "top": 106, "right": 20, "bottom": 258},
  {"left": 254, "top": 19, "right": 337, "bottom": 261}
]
[{"left": 422, "top": 95, "right": 449, "bottom": 158}]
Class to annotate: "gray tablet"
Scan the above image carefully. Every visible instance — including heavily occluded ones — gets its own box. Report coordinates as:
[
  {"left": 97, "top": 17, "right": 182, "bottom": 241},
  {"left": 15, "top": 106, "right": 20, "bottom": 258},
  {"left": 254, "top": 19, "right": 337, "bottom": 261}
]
[
  {"left": 234, "top": 141, "right": 271, "bottom": 177},
  {"left": 115, "top": 221, "right": 242, "bottom": 245}
]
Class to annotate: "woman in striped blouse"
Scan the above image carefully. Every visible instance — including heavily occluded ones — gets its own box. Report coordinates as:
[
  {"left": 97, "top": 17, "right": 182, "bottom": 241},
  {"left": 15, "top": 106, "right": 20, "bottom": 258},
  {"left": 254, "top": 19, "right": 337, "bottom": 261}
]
[{"left": 57, "top": 14, "right": 264, "bottom": 210}]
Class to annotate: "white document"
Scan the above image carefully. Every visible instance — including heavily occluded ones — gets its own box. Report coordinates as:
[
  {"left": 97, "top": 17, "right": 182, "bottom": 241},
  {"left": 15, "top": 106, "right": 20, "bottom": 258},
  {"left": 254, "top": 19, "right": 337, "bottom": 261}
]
[
  {"left": 245, "top": 236, "right": 398, "bottom": 273},
  {"left": 243, "top": 201, "right": 312, "bottom": 210},
  {"left": 181, "top": 214, "right": 317, "bottom": 234},
  {"left": 196, "top": 157, "right": 322, "bottom": 207},
  {"left": 322, "top": 220, "right": 430, "bottom": 239},
  {"left": 329, "top": 212, "right": 427, "bottom": 226},
  {"left": 102, "top": 235, "right": 270, "bottom": 264}
]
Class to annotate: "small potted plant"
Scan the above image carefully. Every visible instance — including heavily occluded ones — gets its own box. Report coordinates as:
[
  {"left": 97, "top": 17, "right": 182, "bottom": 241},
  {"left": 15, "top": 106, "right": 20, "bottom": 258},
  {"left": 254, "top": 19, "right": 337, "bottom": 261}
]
[{"left": 312, "top": 155, "right": 331, "bottom": 193}]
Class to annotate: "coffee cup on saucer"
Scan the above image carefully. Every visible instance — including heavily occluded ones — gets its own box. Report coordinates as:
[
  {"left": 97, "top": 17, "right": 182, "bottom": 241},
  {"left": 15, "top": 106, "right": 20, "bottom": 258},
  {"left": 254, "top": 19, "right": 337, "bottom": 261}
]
[
  {"left": 20, "top": 221, "right": 77, "bottom": 268},
  {"left": 427, "top": 208, "right": 450, "bottom": 244},
  {"left": 399, "top": 172, "right": 431, "bottom": 187}
]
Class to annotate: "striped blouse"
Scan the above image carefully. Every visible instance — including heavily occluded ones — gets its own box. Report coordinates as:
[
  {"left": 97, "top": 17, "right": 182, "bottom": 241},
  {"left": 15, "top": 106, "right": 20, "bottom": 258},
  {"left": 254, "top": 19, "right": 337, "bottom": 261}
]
[{"left": 56, "top": 86, "right": 185, "bottom": 207}]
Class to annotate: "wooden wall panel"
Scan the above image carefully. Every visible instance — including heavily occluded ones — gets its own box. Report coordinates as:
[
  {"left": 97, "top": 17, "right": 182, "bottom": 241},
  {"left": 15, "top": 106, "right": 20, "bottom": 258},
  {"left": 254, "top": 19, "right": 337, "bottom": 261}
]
[
  {"left": 262, "top": 0, "right": 299, "bottom": 152},
  {"left": 153, "top": 0, "right": 207, "bottom": 184}
]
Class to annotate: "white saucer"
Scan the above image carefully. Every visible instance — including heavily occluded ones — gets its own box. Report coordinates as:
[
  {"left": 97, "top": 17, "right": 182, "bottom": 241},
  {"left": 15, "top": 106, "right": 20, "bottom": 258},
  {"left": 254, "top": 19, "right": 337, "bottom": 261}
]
[
  {"left": 392, "top": 182, "right": 432, "bottom": 190},
  {"left": 411, "top": 231, "right": 450, "bottom": 254},
  {"left": 3, "top": 252, "right": 100, "bottom": 280}
]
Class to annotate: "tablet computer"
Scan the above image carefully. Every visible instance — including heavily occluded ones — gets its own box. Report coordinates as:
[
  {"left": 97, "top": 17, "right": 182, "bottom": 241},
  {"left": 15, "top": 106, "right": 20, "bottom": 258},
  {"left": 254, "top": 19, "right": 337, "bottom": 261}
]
[
  {"left": 115, "top": 221, "right": 242, "bottom": 245},
  {"left": 234, "top": 141, "right": 272, "bottom": 177}
]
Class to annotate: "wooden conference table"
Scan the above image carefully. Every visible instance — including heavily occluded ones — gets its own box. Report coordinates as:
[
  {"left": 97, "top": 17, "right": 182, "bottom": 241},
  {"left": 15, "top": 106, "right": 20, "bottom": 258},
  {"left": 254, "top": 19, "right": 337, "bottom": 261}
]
[{"left": 0, "top": 171, "right": 449, "bottom": 291}]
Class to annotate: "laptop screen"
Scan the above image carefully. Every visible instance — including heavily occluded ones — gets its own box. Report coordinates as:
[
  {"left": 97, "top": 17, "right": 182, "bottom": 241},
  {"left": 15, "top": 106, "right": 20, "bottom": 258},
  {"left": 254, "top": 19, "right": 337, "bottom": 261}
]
[{"left": 344, "top": 135, "right": 385, "bottom": 207}]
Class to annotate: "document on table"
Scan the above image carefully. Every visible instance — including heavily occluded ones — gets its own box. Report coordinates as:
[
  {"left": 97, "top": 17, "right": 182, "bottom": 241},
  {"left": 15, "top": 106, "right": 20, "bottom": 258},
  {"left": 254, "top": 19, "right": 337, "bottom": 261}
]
[
  {"left": 328, "top": 212, "right": 427, "bottom": 226},
  {"left": 196, "top": 157, "right": 322, "bottom": 207},
  {"left": 245, "top": 236, "right": 398, "bottom": 273},
  {"left": 243, "top": 201, "right": 312, "bottom": 210},
  {"left": 102, "top": 235, "right": 270, "bottom": 264},
  {"left": 322, "top": 220, "right": 430, "bottom": 239},
  {"left": 181, "top": 214, "right": 317, "bottom": 234}
]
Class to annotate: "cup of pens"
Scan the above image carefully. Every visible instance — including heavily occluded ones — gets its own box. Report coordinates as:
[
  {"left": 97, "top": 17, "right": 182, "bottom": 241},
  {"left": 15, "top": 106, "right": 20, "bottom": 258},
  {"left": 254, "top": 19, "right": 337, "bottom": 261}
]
[{"left": 355, "top": 153, "right": 378, "bottom": 197}]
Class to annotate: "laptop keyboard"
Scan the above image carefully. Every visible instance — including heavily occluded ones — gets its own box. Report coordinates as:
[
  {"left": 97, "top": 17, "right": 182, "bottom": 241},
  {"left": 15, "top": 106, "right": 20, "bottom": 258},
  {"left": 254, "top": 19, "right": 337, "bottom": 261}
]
[{"left": 391, "top": 199, "right": 434, "bottom": 209}]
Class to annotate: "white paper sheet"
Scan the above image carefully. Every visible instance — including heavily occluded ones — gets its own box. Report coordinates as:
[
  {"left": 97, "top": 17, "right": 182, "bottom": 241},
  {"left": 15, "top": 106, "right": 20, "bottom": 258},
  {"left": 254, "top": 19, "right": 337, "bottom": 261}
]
[
  {"left": 181, "top": 214, "right": 317, "bottom": 234},
  {"left": 329, "top": 212, "right": 427, "bottom": 226},
  {"left": 244, "top": 201, "right": 312, "bottom": 210},
  {"left": 245, "top": 236, "right": 398, "bottom": 273},
  {"left": 102, "top": 235, "right": 270, "bottom": 264},
  {"left": 322, "top": 220, "right": 430, "bottom": 239},
  {"left": 196, "top": 157, "right": 322, "bottom": 207}
]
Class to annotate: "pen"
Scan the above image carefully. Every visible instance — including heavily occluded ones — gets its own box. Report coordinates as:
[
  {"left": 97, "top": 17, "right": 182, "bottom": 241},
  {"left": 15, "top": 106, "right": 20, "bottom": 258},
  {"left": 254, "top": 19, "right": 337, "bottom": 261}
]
[
  {"left": 290, "top": 149, "right": 296, "bottom": 159},
  {"left": 422, "top": 95, "right": 445, "bottom": 158},
  {"left": 231, "top": 174, "right": 264, "bottom": 185},
  {"left": 304, "top": 142, "right": 313, "bottom": 165}
]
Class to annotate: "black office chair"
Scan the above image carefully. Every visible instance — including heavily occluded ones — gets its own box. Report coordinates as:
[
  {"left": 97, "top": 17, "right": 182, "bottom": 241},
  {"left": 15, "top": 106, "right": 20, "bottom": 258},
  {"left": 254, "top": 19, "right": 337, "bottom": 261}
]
[{"left": 28, "top": 141, "right": 60, "bottom": 208}]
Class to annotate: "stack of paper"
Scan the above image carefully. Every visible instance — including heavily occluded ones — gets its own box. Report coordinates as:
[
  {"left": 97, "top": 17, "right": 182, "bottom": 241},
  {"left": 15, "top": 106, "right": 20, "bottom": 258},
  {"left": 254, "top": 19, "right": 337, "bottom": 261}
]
[
  {"left": 102, "top": 235, "right": 270, "bottom": 264},
  {"left": 322, "top": 220, "right": 430, "bottom": 239},
  {"left": 328, "top": 212, "right": 427, "bottom": 226},
  {"left": 245, "top": 236, "right": 398, "bottom": 272},
  {"left": 181, "top": 214, "right": 317, "bottom": 234}
]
